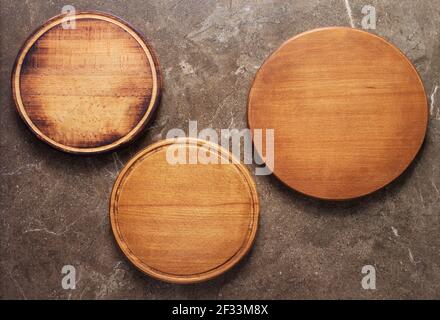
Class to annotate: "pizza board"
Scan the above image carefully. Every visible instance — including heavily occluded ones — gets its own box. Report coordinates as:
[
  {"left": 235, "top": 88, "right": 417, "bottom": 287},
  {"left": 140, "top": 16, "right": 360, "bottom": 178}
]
[
  {"left": 12, "top": 11, "right": 162, "bottom": 154},
  {"left": 248, "top": 27, "right": 428, "bottom": 200},
  {"left": 110, "top": 138, "right": 259, "bottom": 283}
]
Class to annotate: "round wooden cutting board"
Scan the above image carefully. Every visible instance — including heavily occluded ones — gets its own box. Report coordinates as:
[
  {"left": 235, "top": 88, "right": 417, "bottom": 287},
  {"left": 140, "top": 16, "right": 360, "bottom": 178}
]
[
  {"left": 248, "top": 27, "right": 428, "bottom": 200},
  {"left": 110, "top": 138, "right": 259, "bottom": 283},
  {"left": 12, "top": 11, "right": 162, "bottom": 154}
]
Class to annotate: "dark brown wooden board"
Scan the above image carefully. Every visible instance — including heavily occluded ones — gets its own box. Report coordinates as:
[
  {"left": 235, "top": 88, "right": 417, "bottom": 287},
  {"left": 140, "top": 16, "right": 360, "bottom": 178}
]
[{"left": 12, "top": 11, "right": 162, "bottom": 154}]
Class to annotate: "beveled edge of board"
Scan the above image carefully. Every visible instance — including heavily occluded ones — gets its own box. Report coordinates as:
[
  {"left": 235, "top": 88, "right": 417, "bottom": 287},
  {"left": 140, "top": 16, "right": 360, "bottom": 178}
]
[
  {"left": 247, "top": 26, "right": 429, "bottom": 201},
  {"left": 109, "top": 138, "right": 260, "bottom": 284},
  {"left": 11, "top": 10, "right": 163, "bottom": 155}
]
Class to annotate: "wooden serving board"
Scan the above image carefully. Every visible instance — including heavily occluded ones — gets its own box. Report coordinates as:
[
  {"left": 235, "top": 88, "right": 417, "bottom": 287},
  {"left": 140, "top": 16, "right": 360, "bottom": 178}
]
[
  {"left": 110, "top": 138, "right": 259, "bottom": 283},
  {"left": 248, "top": 27, "right": 428, "bottom": 200},
  {"left": 12, "top": 11, "right": 162, "bottom": 154}
]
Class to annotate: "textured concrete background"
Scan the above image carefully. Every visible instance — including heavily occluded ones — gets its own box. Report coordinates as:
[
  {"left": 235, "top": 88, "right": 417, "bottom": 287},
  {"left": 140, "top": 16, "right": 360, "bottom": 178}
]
[{"left": 1, "top": 0, "right": 439, "bottom": 299}]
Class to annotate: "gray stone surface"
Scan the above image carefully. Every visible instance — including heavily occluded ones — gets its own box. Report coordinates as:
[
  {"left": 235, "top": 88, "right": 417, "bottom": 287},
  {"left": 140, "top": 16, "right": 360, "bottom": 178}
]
[{"left": 1, "top": 0, "right": 439, "bottom": 299}]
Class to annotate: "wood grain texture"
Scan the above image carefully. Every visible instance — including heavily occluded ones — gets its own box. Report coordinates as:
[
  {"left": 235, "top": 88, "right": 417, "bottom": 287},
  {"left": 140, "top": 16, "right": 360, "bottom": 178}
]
[
  {"left": 12, "top": 11, "right": 162, "bottom": 154},
  {"left": 248, "top": 27, "right": 428, "bottom": 200},
  {"left": 110, "top": 138, "right": 259, "bottom": 284}
]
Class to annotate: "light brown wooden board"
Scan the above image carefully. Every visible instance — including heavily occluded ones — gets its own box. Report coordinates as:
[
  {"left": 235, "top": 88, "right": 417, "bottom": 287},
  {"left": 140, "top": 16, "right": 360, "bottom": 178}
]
[
  {"left": 248, "top": 27, "right": 428, "bottom": 200},
  {"left": 110, "top": 138, "right": 259, "bottom": 284},
  {"left": 12, "top": 11, "right": 162, "bottom": 154}
]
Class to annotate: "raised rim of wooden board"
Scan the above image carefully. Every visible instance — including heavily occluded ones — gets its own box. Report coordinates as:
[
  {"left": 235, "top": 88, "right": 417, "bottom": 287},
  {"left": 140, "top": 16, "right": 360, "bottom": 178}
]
[
  {"left": 109, "top": 138, "right": 260, "bottom": 284},
  {"left": 247, "top": 26, "right": 429, "bottom": 201},
  {"left": 11, "top": 10, "right": 163, "bottom": 154}
]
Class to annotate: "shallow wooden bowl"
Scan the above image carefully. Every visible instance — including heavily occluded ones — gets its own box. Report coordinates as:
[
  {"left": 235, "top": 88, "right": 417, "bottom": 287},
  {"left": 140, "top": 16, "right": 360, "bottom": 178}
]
[
  {"left": 110, "top": 138, "right": 259, "bottom": 283},
  {"left": 12, "top": 11, "right": 162, "bottom": 154},
  {"left": 248, "top": 27, "right": 428, "bottom": 200}
]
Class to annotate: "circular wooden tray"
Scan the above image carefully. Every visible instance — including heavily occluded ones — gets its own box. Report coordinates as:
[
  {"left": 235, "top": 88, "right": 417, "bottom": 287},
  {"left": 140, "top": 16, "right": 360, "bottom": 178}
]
[
  {"left": 248, "top": 27, "right": 428, "bottom": 200},
  {"left": 110, "top": 138, "right": 259, "bottom": 283},
  {"left": 12, "top": 11, "right": 162, "bottom": 154}
]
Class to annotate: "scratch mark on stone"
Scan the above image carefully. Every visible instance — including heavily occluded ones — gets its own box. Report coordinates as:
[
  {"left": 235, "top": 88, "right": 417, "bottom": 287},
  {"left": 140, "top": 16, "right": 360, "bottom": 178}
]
[
  {"left": 432, "top": 180, "right": 440, "bottom": 197},
  {"left": 104, "top": 168, "right": 117, "bottom": 179},
  {"left": 186, "top": 24, "right": 215, "bottom": 40},
  {"left": 170, "top": 0, "right": 185, "bottom": 10},
  {"left": 146, "top": 116, "right": 169, "bottom": 132},
  {"left": 430, "top": 85, "right": 438, "bottom": 116},
  {"left": 417, "top": 188, "right": 424, "bottom": 204},
  {"left": 408, "top": 248, "right": 421, "bottom": 265},
  {"left": 24, "top": 228, "right": 59, "bottom": 236},
  {"left": 186, "top": 5, "right": 249, "bottom": 43},
  {"left": 112, "top": 153, "right": 123, "bottom": 172},
  {"left": 8, "top": 272, "right": 27, "bottom": 299},
  {"left": 113, "top": 261, "right": 124, "bottom": 270},
  {"left": 211, "top": 104, "right": 225, "bottom": 123},
  {"left": 1, "top": 162, "right": 42, "bottom": 176},
  {"left": 343, "top": 0, "right": 355, "bottom": 28},
  {"left": 235, "top": 65, "right": 245, "bottom": 75},
  {"left": 227, "top": 111, "right": 235, "bottom": 129},
  {"left": 78, "top": 286, "right": 88, "bottom": 299},
  {"left": 210, "top": 92, "right": 234, "bottom": 125},
  {"left": 179, "top": 60, "right": 195, "bottom": 75},
  {"left": 391, "top": 226, "right": 399, "bottom": 237},
  {"left": 23, "top": 219, "right": 79, "bottom": 237}
]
